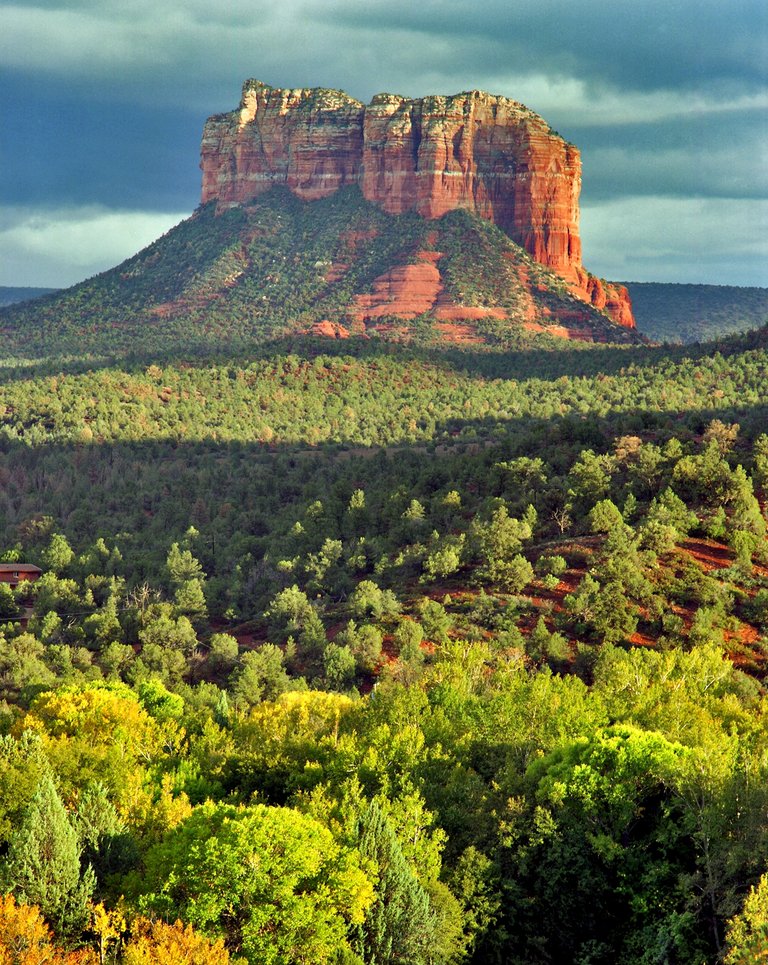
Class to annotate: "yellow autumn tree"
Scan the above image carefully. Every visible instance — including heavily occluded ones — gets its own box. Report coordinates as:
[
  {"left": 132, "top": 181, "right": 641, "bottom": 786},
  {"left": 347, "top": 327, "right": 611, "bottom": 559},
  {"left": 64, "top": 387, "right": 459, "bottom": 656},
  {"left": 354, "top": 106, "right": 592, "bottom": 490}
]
[
  {"left": 122, "top": 917, "right": 230, "bottom": 964},
  {"left": 90, "top": 902, "right": 125, "bottom": 965},
  {"left": 725, "top": 872, "right": 768, "bottom": 963},
  {"left": 0, "top": 894, "right": 97, "bottom": 964},
  {"left": 13, "top": 683, "right": 165, "bottom": 804},
  {"left": 232, "top": 690, "right": 358, "bottom": 798}
]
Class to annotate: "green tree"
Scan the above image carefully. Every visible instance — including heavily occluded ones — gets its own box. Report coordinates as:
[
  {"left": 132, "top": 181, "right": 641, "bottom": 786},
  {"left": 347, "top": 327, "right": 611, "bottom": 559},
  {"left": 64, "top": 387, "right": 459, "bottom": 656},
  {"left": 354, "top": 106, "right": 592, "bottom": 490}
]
[
  {"left": 349, "top": 581, "right": 399, "bottom": 622},
  {"left": 174, "top": 578, "right": 208, "bottom": 619},
  {"left": 136, "top": 801, "right": 372, "bottom": 965},
  {"left": 74, "top": 781, "right": 136, "bottom": 891},
  {"left": 0, "top": 772, "right": 95, "bottom": 936},
  {"left": 138, "top": 612, "right": 198, "bottom": 655},
  {"left": 526, "top": 617, "right": 570, "bottom": 667},
  {"left": 517, "top": 726, "right": 700, "bottom": 964},
  {"left": 304, "top": 538, "right": 346, "bottom": 595},
  {"left": 207, "top": 633, "right": 239, "bottom": 675},
  {"left": 323, "top": 643, "right": 357, "bottom": 691},
  {"left": 0, "top": 584, "right": 19, "bottom": 619},
  {"left": 266, "top": 585, "right": 319, "bottom": 637},
  {"left": 566, "top": 449, "right": 613, "bottom": 515},
  {"left": 0, "top": 731, "right": 52, "bottom": 845},
  {"left": 354, "top": 801, "right": 441, "bottom": 965},
  {"left": 166, "top": 542, "right": 205, "bottom": 586},
  {"left": 415, "top": 601, "right": 450, "bottom": 645},
  {"left": 229, "top": 645, "right": 292, "bottom": 708},
  {"left": 422, "top": 532, "right": 465, "bottom": 582},
  {"left": 82, "top": 595, "right": 122, "bottom": 648},
  {"left": 41, "top": 534, "right": 75, "bottom": 575},
  {"left": 589, "top": 499, "right": 626, "bottom": 534},
  {"left": 0, "top": 633, "right": 55, "bottom": 701},
  {"left": 472, "top": 504, "right": 535, "bottom": 591},
  {"left": 336, "top": 621, "right": 383, "bottom": 675},
  {"left": 137, "top": 678, "right": 184, "bottom": 721}
]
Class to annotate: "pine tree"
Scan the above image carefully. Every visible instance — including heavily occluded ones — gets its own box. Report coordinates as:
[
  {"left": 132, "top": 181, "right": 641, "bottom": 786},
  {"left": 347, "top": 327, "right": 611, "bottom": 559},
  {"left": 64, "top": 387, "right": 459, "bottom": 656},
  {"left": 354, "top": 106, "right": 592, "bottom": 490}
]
[{"left": 1, "top": 773, "right": 95, "bottom": 936}]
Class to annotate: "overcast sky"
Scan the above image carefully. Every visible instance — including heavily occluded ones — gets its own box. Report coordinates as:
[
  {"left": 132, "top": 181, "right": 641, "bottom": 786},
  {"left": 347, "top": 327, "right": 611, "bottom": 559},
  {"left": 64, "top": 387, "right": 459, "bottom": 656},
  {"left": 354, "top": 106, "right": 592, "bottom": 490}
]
[{"left": 2, "top": 0, "right": 766, "bottom": 288}]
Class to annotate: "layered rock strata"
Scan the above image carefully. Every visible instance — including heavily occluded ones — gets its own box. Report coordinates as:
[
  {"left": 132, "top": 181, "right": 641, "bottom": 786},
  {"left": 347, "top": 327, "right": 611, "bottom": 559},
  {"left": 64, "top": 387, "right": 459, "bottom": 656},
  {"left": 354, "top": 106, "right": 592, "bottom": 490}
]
[{"left": 201, "top": 80, "right": 634, "bottom": 327}]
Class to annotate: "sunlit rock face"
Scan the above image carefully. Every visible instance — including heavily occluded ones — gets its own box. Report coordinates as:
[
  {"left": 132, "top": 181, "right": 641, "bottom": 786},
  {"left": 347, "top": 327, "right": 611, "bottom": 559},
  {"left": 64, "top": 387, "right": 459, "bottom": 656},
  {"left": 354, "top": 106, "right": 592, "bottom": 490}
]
[{"left": 201, "top": 80, "right": 634, "bottom": 327}]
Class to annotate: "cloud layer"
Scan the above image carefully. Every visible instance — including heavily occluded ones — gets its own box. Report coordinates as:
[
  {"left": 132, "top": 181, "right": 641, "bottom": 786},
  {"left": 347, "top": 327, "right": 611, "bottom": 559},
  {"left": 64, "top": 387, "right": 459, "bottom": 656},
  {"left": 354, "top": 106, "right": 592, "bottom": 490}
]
[
  {"left": 581, "top": 197, "right": 768, "bottom": 286},
  {"left": 0, "top": 206, "right": 187, "bottom": 287},
  {"left": 2, "top": 0, "right": 766, "bottom": 286}
]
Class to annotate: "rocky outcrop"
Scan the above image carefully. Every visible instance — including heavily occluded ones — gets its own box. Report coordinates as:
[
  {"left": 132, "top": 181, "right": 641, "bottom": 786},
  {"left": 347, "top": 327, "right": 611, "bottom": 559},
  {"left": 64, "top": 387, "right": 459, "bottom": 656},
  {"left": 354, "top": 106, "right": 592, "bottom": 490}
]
[
  {"left": 571, "top": 272, "right": 636, "bottom": 330},
  {"left": 358, "top": 92, "right": 582, "bottom": 281},
  {"left": 350, "top": 249, "right": 514, "bottom": 325},
  {"left": 201, "top": 84, "right": 365, "bottom": 204},
  {"left": 201, "top": 80, "right": 634, "bottom": 328}
]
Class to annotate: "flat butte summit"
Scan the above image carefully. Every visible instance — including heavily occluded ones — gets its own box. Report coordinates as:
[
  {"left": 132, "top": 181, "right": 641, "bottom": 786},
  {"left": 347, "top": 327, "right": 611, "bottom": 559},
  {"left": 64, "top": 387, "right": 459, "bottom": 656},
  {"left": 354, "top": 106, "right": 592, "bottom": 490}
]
[{"left": 1, "top": 80, "right": 643, "bottom": 354}]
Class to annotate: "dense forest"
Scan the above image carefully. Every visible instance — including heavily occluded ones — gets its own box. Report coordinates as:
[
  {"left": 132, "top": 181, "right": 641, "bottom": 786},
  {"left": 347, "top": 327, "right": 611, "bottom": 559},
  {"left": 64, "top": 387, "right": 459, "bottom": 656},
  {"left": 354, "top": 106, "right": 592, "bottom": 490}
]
[
  {"left": 0, "top": 313, "right": 768, "bottom": 963},
  {"left": 2, "top": 183, "right": 768, "bottom": 962}
]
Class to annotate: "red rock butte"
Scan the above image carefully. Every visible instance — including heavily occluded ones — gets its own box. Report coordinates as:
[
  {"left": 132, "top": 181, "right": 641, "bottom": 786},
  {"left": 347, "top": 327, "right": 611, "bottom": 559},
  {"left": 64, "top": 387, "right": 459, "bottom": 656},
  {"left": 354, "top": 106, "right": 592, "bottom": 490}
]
[{"left": 201, "top": 80, "right": 634, "bottom": 328}]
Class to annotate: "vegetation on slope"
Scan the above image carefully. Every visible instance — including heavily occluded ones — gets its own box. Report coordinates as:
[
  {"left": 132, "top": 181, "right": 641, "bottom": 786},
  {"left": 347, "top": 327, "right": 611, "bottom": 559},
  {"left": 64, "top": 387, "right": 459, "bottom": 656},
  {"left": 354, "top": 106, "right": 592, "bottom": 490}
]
[
  {"left": 0, "top": 326, "right": 767, "bottom": 960},
  {"left": 1, "top": 191, "right": 768, "bottom": 962},
  {"left": 0, "top": 187, "right": 638, "bottom": 358}
]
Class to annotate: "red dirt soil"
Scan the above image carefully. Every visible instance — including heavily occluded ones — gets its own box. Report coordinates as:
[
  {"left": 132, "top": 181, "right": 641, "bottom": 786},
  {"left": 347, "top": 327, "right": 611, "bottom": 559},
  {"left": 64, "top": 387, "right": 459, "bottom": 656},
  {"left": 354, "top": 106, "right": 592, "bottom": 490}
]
[
  {"left": 351, "top": 249, "right": 508, "bottom": 331},
  {"left": 678, "top": 538, "right": 733, "bottom": 571},
  {"left": 432, "top": 322, "right": 485, "bottom": 343},
  {"left": 308, "top": 320, "right": 351, "bottom": 338}
]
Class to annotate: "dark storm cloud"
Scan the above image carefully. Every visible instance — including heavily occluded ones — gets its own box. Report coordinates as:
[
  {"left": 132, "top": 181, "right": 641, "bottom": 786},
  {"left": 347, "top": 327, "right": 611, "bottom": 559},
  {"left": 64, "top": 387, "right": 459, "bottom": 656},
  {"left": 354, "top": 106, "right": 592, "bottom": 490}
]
[
  {"left": 577, "top": 110, "right": 768, "bottom": 203},
  {"left": 5, "top": 0, "right": 764, "bottom": 106},
  {"left": 1, "top": 0, "right": 765, "bottom": 285},
  {"left": 0, "top": 74, "right": 201, "bottom": 210},
  {"left": 317, "top": 0, "right": 767, "bottom": 95}
]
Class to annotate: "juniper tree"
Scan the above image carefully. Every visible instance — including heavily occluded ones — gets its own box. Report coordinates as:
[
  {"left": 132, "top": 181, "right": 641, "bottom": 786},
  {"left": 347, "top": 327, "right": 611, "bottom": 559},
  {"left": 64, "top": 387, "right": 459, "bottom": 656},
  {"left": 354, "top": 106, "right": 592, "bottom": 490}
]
[
  {"left": 354, "top": 800, "right": 439, "bottom": 965},
  {"left": 1, "top": 772, "right": 95, "bottom": 936}
]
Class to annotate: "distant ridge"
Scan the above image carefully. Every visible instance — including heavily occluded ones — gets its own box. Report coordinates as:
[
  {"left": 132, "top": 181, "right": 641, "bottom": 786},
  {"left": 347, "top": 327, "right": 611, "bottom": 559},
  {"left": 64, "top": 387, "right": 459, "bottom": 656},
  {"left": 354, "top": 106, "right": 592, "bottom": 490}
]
[
  {"left": 626, "top": 282, "right": 768, "bottom": 343},
  {"left": 0, "top": 286, "right": 58, "bottom": 307}
]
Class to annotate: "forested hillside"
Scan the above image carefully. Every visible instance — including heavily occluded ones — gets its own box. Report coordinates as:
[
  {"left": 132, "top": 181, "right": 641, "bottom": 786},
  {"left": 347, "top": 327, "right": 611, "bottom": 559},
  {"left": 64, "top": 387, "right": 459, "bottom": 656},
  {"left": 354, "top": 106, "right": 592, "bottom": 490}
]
[
  {"left": 1, "top": 322, "right": 768, "bottom": 962},
  {"left": 0, "top": 187, "right": 641, "bottom": 359},
  {"left": 627, "top": 281, "right": 768, "bottom": 343}
]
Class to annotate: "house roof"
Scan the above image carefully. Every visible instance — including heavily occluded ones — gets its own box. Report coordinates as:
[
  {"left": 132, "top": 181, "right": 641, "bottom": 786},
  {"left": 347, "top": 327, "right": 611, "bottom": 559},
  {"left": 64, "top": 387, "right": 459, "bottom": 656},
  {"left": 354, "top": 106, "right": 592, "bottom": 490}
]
[{"left": 0, "top": 564, "right": 42, "bottom": 573}]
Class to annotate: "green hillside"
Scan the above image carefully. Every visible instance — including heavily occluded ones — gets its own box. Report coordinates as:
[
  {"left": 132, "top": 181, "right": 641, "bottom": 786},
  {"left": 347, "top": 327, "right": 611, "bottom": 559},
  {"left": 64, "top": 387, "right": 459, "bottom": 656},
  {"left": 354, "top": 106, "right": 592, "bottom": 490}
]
[
  {"left": 627, "top": 281, "right": 768, "bottom": 343},
  {"left": 1, "top": 320, "right": 768, "bottom": 961},
  {"left": 0, "top": 187, "right": 640, "bottom": 358}
]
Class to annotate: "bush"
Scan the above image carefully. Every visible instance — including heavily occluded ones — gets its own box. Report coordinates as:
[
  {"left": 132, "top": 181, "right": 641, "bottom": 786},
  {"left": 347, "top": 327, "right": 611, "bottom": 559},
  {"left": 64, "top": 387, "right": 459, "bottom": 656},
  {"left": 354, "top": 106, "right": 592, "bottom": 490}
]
[{"left": 535, "top": 555, "right": 567, "bottom": 577}]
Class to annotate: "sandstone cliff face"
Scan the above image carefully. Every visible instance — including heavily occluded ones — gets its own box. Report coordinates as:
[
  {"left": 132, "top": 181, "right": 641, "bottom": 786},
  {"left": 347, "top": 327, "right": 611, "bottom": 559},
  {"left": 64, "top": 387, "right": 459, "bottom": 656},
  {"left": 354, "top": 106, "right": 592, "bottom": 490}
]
[
  {"left": 201, "top": 83, "right": 365, "bottom": 203},
  {"left": 201, "top": 80, "right": 634, "bottom": 328}
]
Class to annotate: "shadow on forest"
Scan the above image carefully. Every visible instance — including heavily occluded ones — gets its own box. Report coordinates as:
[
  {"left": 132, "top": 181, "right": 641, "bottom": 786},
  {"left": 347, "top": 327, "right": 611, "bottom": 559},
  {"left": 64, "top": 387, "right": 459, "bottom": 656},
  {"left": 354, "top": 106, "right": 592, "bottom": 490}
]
[
  {"left": 2, "top": 396, "right": 767, "bottom": 573},
  {"left": 1, "top": 323, "right": 765, "bottom": 387}
]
